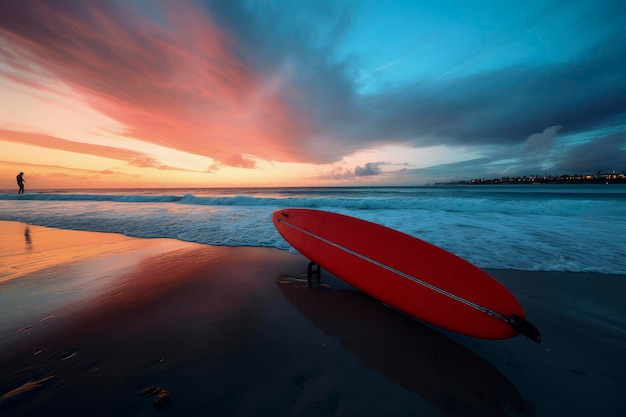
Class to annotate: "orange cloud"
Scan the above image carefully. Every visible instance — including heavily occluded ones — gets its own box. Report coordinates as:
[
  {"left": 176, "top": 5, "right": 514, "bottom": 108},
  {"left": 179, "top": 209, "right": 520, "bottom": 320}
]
[
  {"left": 0, "top": 159, "right": 129, "bottom": 188},
  {"left": 0, "top": 128, "right": 195, "bottom": 172},
  {"left": 0, "top": 128, "right": 145, "bottom": 161},
  {"left": 127, "top": 156, "right": 197, "bottom": 172}
]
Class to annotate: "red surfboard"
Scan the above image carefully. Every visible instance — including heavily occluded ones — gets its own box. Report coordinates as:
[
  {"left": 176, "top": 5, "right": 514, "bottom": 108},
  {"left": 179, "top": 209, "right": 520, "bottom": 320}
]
[{"left": 273, "top": 209, "right": 540, "bottom": 342}]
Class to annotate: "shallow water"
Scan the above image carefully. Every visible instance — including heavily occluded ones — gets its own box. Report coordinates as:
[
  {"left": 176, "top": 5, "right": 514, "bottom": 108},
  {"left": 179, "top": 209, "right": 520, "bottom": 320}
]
[{"left": 1, "top": 185, "right": 625, "bottom": 273}]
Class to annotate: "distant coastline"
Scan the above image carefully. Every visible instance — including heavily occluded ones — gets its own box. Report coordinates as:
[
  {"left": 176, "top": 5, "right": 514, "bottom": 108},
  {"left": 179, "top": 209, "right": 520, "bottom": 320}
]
[{"left": 438, "top": 171, "right": 626, "bottom": 185}]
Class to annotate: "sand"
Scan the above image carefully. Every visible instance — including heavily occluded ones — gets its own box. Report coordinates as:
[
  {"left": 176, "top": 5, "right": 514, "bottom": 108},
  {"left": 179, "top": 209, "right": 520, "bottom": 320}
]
[{"left": 0, "top": 221, "right": 624, "bottom": 416}]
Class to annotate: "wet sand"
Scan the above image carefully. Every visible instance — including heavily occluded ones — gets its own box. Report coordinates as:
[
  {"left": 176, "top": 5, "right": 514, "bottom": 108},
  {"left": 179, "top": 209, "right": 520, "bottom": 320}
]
[{"left": 0, "top": 221, "right": 624, "bottom": 416}]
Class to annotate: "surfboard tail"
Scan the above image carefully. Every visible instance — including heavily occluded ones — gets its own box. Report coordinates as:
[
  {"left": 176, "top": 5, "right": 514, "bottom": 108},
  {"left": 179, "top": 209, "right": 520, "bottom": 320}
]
[{"left": 508, "top": 315, "right": 541, "bottom": 343}]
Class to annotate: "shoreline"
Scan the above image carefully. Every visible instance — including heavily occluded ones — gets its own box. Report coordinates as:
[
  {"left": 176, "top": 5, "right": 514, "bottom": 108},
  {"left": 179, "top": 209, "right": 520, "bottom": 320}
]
[{"left": 1, "top": 221, "right": 624, "bottom": 416}]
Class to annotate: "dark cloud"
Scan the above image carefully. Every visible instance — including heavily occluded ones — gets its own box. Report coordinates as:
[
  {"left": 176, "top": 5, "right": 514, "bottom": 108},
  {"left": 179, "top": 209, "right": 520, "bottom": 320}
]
[
  {"left": 354, "top": 162, "right": 382, "bottom": 176},
  {"left": 310, "top": 161, "right": 384, "bottom": 180},
  {"left": 524, "top": 126, "right": 562, "bottom": 156},
  {"left": 384, "top": 131, "right": 626, "bottom": 184},
  {"left": 396, "top": 157, "right": 496, "bottom": 184},
  {"left": 553, "top": 133, "right": 626, "bottom": 174},
  {"left": 512, "top": 125, "right": 564, "bottom": 173},
  {"left": 349, "top": 41, "right": 626, "bottom": 156}
]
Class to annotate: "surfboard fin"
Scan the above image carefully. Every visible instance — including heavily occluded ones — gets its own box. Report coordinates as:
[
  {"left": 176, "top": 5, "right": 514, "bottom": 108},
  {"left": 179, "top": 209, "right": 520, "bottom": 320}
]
[
  {"left": 307, "top": 261, "right": 321, "bottom": 288},
  {"left": 508, "top": 314, "right": 541, "bottom": 343}
]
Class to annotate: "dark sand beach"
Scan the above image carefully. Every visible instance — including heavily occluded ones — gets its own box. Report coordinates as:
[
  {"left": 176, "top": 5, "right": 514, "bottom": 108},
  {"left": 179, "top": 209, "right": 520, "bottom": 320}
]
[{"left": 0, "top": 221, "right": 624, "bottom": 416}]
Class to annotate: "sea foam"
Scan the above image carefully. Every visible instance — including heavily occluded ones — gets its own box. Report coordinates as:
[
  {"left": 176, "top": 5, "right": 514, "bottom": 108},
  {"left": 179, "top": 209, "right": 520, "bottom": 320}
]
[{"left": 1, "top": 185, "right": 625, "bottom": 274}]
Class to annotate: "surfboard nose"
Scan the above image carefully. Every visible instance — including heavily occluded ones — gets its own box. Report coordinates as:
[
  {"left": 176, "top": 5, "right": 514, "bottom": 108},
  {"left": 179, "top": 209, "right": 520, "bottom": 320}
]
[{"left": 273, "top": 209, "right": 289, "bottom": 221}]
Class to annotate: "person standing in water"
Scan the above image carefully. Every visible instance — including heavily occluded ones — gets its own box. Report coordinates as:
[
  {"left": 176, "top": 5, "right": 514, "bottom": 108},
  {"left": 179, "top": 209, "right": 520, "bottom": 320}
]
[{"left": 16, "top": 172, "right": 25, "bottom": 194}]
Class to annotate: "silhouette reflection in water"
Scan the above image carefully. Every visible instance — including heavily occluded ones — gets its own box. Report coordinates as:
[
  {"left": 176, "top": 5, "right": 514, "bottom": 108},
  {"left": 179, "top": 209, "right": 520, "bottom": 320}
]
[{"left": 24, "top": 225, "right": 32, "bottom": 249}]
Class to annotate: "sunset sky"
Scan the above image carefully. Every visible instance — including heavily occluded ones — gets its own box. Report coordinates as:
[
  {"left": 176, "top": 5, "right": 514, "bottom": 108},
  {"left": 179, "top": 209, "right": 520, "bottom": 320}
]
[{"left": 1, "top": 0, "right": 625, "bottom": 189}]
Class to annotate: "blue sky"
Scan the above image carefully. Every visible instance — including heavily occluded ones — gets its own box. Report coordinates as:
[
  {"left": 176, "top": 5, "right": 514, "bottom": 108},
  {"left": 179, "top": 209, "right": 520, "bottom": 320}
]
[
  {"left": 343, "top": 1, "right": 600, "bottom": 86},
  {"left": 0, "top": 0, "right": 625, "bottom": 187}
]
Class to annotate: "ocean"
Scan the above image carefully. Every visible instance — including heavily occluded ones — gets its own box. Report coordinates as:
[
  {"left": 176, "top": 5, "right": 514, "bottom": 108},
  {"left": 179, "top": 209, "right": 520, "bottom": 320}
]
[{"left": 1, "top": 185, "right": 625, "bottom": 274}]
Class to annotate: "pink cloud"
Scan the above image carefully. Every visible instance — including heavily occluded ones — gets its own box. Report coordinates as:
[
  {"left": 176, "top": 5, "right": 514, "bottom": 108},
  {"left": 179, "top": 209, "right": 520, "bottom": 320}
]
[{"left": 0, "top": 1, "right": 314, "bottom": 168}]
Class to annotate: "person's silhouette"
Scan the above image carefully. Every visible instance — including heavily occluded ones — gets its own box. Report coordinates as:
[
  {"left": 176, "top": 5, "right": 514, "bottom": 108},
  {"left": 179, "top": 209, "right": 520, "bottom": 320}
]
[{"left": 16, "top": 172, "right": 25, "bottom": 194}]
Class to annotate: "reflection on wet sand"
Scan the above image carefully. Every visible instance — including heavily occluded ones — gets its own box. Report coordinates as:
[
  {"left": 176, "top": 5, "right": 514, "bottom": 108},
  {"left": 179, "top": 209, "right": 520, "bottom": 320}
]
[
  {"left": 0, "top": 246, "right": 267, "bottom": 416},
  {"left": 278, "top": 276, "right": 530, "bottom": 417},
  {"left": 23, "top": 226, "right": 32, "bottom": 249}
]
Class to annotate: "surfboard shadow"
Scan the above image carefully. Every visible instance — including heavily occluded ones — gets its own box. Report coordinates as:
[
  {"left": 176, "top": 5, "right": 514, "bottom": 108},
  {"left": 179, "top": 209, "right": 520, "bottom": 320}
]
[{"left": 277, "top": 276, "right": 531, "bottom": 417}]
